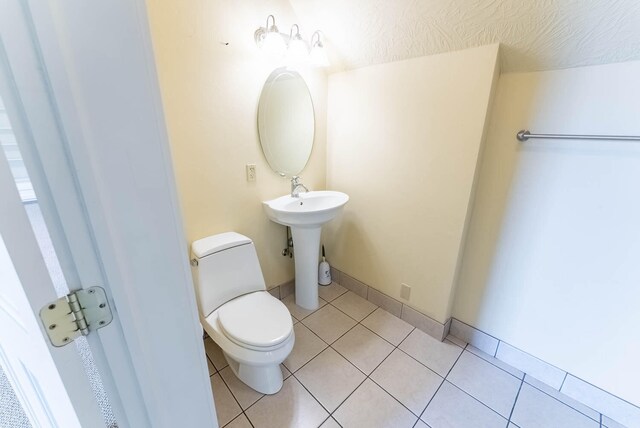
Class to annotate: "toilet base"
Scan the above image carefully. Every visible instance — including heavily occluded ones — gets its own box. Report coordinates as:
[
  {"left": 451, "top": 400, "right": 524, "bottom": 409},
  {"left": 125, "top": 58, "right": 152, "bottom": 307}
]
[{"left": 224, "top": 352, "right": 284, "bottom": 395}]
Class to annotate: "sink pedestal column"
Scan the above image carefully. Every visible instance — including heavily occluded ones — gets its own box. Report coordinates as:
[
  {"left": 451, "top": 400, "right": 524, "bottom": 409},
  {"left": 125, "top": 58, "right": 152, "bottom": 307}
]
[{"left": 290, "top": 226, "right": 321, "bottom": 310}]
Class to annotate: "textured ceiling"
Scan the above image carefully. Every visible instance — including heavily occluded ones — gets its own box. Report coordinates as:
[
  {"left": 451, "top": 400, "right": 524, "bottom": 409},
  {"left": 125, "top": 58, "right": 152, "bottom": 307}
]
[{"left": 288, "top": 0, "right": 640, "bottom": 72}]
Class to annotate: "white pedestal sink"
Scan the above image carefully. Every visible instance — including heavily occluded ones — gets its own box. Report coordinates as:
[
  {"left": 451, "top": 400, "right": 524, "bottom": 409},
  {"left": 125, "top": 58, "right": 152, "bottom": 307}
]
[{"left": 263, "top": 191, "right": 349, "bottom": 310}]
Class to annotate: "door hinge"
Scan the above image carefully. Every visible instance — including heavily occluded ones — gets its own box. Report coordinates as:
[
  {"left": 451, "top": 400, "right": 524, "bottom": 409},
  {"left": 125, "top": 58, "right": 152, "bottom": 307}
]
[{"left": 39, "top": 286, "right": 113, "bottom": 347}]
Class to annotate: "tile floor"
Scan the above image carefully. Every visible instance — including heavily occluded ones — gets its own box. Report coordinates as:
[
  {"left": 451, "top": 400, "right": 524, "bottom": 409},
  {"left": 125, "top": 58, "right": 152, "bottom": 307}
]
[{"left": 205, "top": 282, "right": 612, "bottom": 428}]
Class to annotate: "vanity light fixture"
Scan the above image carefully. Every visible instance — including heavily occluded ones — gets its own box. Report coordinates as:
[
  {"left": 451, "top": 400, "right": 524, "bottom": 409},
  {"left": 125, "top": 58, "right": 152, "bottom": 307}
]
[
  {"left": 254, "top": 15, "right": 329, "bottom": 67},
  {"left": 310, "top": 31, "right": 329, "bottom": 68},
  {"left": 258, "top": 15, "right": 287, "bottom": 56},
  {"left": 287, "top": 24, "right": 309, "bottom": 63}
]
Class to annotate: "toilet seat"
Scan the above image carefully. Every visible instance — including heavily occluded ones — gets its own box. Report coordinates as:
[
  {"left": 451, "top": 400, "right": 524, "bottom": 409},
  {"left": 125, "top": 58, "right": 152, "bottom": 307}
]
[{"left": 218, "top": 292, "right": 292, "bottom": 351}]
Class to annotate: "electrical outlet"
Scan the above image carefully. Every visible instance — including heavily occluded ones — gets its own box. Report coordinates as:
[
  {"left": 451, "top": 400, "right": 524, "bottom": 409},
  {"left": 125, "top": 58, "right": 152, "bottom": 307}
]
[
  {"left": 400, "top": 283, "right": 411, "bottom": 300},
  {"left": 246, "top": 164, "right": 256, "bottom": 182}
]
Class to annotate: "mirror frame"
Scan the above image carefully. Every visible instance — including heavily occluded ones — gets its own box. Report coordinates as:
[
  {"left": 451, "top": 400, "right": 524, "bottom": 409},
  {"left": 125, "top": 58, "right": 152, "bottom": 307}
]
[{"left": 257, "top": 67, "right": 315, "bottom": 177}]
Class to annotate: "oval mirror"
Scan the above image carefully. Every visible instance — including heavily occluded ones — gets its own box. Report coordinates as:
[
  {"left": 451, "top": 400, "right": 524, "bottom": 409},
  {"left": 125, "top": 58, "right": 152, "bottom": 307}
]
[{"left": 257, "top": 68, "right": 315, "bottom": 177}]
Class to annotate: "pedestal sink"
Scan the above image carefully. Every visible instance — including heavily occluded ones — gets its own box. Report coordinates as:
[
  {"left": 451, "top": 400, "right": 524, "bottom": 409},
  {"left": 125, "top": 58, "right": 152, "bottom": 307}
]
[{"left": 263, "top": 191, "right": 349, "bottom": 310}]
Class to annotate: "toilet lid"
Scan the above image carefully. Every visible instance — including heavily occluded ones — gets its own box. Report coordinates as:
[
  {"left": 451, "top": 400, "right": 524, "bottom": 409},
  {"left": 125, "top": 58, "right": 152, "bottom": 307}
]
[{"left": 218, "top": 292, "right": 293, "bottom": 349}]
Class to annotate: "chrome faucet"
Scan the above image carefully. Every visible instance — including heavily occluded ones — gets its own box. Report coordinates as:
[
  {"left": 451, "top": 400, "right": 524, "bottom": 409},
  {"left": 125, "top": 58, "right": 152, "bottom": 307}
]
[{"left": 291, "top": 176, "right": 309, "bottom": 198}]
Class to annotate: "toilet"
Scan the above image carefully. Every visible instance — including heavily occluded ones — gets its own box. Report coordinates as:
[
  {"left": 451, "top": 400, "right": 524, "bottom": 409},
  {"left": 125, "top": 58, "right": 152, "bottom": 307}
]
[{"left": 191, "top": 232, "right": 294, "bottom": 394}]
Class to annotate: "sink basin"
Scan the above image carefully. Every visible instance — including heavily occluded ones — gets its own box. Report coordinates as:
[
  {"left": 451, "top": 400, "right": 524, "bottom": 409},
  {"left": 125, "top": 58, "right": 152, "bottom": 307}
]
[
  {"left": 263, "top": 191, "right": 349, "bottom": 310},
  {"left": 262, "top": 191, "right": 349, "bottom": 228}
]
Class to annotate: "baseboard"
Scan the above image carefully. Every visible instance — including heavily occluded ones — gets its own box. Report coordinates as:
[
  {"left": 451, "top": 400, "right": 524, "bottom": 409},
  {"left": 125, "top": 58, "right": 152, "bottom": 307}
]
[
  {"left": 269, "top": 272, "right": 450, "bottom": 340},
  {"left": 449, "top": 318, "right": 640, "bottom": 427}
]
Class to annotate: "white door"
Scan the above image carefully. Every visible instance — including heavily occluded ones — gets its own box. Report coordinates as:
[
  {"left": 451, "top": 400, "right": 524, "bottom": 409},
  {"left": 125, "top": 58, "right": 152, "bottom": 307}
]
[
  {"left": 0, "top": 142, "right": 105, "bottom": 427},
  {"left": 0, "top": 0, "right": 217, "bottom": 427}
]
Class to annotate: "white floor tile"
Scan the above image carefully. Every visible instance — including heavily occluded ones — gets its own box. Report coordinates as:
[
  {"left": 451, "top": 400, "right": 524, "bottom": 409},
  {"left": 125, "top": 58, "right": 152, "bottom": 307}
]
[
  {"left": 449, "top": 319, "right": 499, "bottom": 356},
  {"left": 333, "top": 379, "right": 417, "bottom": 428},
  {"left": 332, "top": 291, "right": 378, "bottom": 321},
  {"left": 414, "top": 420, "right": 430, "bottom": 428},
  {"left": 318, "top": 282, "right": 348, "bottom": 302},
  {"left": 467, "top": 345, "right": 524, "bottom": 379},
  {"left": 207, "top": 357, "right": 215, "bottom": 376},
  {"left": 371, "top": 349, "right": 443, "bottom": 415},
  {"left": 447, "top": 351, "right": 521, "bottom": 418},
  {"left": 362, "top": 308, "right": 414, "bottom": 346},
  {"left": 219, "top": 366, "right": 264, "bottom": 410},
  {"left": 210, "top": 373, "right": 241, "bottom": 427},
  {"left": 445, "top": 334, "right": 467, "bottom": 349},
  {"left": 282, "top": 294, "right": 327, "bottom": 321},
  {"left": 245, "top": 377, "right": 328, "bottom": 428},
  {"left": 511, "top": 383, "right": 599, "bottom": 428},
  {"left": 296, "top": 347, "right": 366, "bottom": 412},
  {"left": 204, "top": 337, "right": 228, "bottom": 371},
  {"left": 302, "top": 304, "right": 357, "bottom": 344},
  {"left": 333, "top": 324, "right": 394, "bottom": 374},
  {"left": 283, "top": 323, "right": 328, "bottom": 372},
  {"left": 224, "top": 413, "right": 252, "bottom": 428},
  {"left": 524, "top": 375, "right": 600, "bottom": 422},
  {"left": 398, "top": 329, "right": 463, "bottom": 377},
  {"left": 319, "top": 417, "right": 341, "bottom": 428},
  {"left": 421, "top": 381, "right": 507, "bottom": 428}
]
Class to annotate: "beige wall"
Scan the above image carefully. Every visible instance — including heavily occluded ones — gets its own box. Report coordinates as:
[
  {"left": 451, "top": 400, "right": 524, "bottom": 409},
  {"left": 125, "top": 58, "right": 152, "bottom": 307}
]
[
  {"left": 146, "top": 0, "right": 327, "bottom": 287},
  {"left": 454, "top": 61, "right": 640, "bottom": 405},
  {"left": 325, "top": 45, "right": 500, "bottom": 323}
]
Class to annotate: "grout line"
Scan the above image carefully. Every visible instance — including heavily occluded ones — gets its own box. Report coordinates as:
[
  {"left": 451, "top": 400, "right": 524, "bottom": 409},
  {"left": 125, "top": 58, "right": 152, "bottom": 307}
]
[
  {"left": 564, "top": 375, "right": 640, "bottom": 411},
  {"left": 291, "top": 301, "right": 427, "bottom": 425},
  {"left": 394, "top": 341, "right": 446, "bottom": 380},
  {"left": 560, "top": 371, "right": 568, "bottom": 390},
  {"left": 521, "top": 377, "right": 602, "bottom": 423},
  {"left": 463, "top": 347, "right": 523, "bottom": 381},
  {"left": 599, "top": 413, "right": 603, "bottom": 428},
  {"left": 216, "top": 369, "right": 248, "bottom": 415},
  {"left": 288, "top": 322, "right": 358, "bottom": 375},
  {"left": 290, "top": 371, "right": 334, "bottom": 417},
  {"left": 245, "top": 411, "right": 255, "bottom": 428},
  {"left": 445, "top": 342, "right": 468, "bottom": 377},
  {"left": 494, "top": 339, "right": 500, "bottom": 357},
  {"left": 327, "top": 327, "right": 402, "bottom": 421},
  {"left": 327, "top": 298, "right": 375, "bottom": 323},
  {"left": 206, "top": 355, "right": 217, "bottom": 376},
  {"left": 442, "top": 343, "right": 521, "bottom": 422},
  {"left": 507, "top": 378, "right": 524, "bottom": 423},
  {"left": 416, "top": 377, "right": 445, "bottom": 424},
  {"left": 417, "top": 342, "right": 468, "bottom": 422}
]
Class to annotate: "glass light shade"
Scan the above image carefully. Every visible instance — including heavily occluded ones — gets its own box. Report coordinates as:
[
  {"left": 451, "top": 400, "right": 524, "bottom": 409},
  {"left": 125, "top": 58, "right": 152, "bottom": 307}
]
[
  {"left": 262, "top": 31, "right": 287, "bottom": 57},
  {"left": 310, "top": 44, "right": 329, "bottom": 67},
  {"left": 287, "top": 37, "right": 309, "bottom": 64}
]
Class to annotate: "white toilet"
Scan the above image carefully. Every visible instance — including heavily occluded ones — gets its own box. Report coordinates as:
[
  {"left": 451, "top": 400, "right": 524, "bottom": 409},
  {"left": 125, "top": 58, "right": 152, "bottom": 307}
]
[{"left": 191, "top": 232, "right": 295, "bottom": 394}]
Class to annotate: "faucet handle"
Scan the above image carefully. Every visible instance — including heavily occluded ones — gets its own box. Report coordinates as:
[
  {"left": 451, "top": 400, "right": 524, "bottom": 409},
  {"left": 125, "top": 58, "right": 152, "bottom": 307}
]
[{"left": 291, "top": 176, "right": 301, "bottom": 184}]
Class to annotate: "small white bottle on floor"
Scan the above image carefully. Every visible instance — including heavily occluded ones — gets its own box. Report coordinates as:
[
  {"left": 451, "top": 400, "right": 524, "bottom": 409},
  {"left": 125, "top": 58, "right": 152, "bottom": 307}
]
[{"left": 318, "top": 245, "right": 332, "bottom": 285}]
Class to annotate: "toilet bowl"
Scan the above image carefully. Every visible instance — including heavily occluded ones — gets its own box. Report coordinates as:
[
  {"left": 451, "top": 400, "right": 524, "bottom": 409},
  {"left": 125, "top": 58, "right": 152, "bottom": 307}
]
[{"left": 191, "top": 232, "right": 294, "bottom": 394}]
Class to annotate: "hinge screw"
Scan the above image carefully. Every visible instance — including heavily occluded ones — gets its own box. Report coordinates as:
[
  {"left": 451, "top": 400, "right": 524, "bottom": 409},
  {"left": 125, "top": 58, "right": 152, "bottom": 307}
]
[
  {"left": 49, "top": 324, "right": 56, "bottom": 330},
  {"left": 62, "top": 337, "right": 69, "bottom": 342},
  {"left": 88, "top": 289, "right": 95, "bottom": 294},
  {"left": 99, "top": 303, "right": 106, "bottom": 308},
  {"left": 48, "top": 304, "right": 56, "bottom": 310},
  {"left": 99, "top": 321, "right": 105, "bottom": 326}
]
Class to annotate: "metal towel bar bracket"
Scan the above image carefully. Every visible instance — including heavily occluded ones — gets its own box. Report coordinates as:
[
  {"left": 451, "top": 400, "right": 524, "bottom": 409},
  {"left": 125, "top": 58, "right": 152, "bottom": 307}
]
[{"left": 517, "top": 130, "right": 640, "bottom": 142}]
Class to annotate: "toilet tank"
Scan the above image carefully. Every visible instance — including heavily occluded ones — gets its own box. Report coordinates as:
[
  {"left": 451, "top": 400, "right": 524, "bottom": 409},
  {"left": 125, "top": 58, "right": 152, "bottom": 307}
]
[{"left": 191, "top": 232, "right": 266, "bottom": 317}]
